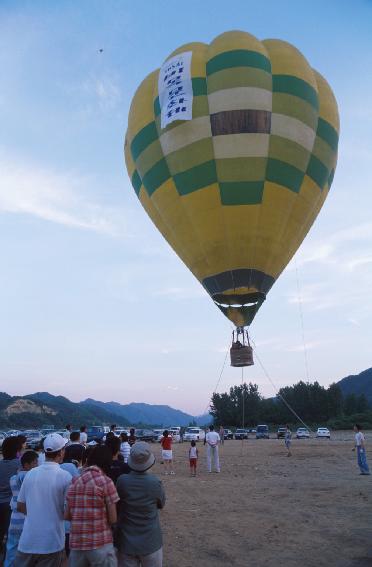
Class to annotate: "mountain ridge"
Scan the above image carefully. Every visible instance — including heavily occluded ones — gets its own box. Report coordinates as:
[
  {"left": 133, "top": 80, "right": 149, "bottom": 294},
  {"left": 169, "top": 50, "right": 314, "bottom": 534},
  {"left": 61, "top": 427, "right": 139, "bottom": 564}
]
[
  {"left": 337, "top": 368, "right": 372, "bottom": 404},
  {"left": 81, "top": 398, "right": 210, "bottom": 427},
  {"left": 0, "top": 367, "right": 370, "bottom": 429},
  {"left": 0, "top": 391, "right": 211, "bottom": 429}
]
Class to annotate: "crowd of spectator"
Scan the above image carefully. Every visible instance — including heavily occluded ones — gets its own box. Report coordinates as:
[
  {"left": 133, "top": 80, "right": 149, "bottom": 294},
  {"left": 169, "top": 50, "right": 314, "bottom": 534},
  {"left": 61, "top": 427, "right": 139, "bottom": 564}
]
[{"left": 0, "top": 426, "right": 165, "bottom": 566}]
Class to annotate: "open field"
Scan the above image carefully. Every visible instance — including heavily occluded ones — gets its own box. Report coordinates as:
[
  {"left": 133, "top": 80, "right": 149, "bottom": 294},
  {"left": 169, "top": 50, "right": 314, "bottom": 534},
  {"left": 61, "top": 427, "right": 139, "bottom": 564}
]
[{"left": 152, "top": 432, "right": 372, "bottom": 567}]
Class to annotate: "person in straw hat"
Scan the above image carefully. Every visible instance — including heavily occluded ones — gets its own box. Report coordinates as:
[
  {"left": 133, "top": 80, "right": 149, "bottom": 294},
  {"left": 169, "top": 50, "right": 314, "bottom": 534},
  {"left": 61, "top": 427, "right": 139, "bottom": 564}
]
[{"left": 116, "top": 442, "right": 165, "bottom": 567}]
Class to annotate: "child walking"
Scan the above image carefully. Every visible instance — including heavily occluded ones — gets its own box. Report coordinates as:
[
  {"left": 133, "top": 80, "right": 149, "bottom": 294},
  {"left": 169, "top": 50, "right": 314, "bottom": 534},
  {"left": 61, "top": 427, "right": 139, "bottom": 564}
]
[{"left": 189, "top": 440, "right": 198, "bottom": 476}]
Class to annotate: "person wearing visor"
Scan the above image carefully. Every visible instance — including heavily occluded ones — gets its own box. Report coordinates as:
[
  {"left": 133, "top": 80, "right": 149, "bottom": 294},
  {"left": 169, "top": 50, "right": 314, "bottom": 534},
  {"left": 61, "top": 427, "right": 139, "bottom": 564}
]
[
  {"left": 116, "top": 442, "right": 165, "bottom": 567},
  {"left": 14, "top": 433, "right": 71, "bottom": 566}
]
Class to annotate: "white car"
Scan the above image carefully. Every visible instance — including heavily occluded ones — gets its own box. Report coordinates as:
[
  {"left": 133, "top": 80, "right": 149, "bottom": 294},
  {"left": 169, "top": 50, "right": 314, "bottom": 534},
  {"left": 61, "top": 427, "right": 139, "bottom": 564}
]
[
  {"left": 183, "top": 427, "right": 206, "bottom": 442},
  {"left": 316, "top": 427, "right": 330, "bottom": 438},
  {"left": 296, "top": 427, "right": 310, "bottom": 439},
  {"left": 152, "top": 429, "right": 164, "bottom": 442}
]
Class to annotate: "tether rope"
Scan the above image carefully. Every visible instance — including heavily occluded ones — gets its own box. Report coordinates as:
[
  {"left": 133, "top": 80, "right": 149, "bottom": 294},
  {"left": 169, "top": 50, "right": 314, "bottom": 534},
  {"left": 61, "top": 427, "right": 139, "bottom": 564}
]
[
  {"left": 295, "top": 258, "right": 311, "bottom": 383},
  {"left": 251, "top": 336, "right": 313, "bottom": 432},
  {"left": 203, "top": 344, "right": 229, "bottom": 416}
]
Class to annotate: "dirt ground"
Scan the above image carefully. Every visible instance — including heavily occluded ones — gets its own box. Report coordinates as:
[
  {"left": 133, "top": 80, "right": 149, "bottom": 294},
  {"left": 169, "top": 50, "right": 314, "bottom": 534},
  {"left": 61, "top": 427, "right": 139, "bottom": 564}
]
[{"left": 150, "top": 431, "right": 372, "bottom": 567}]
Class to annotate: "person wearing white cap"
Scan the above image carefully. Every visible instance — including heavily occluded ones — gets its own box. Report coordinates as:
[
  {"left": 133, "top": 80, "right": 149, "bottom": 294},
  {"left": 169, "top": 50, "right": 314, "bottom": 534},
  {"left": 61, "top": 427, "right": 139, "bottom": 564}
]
[
  {"left": 116, "top": 442, "right": 165, "bottom": 567},
  {"left": 14, "top": 433, "right": 72, "bottom": 567}
]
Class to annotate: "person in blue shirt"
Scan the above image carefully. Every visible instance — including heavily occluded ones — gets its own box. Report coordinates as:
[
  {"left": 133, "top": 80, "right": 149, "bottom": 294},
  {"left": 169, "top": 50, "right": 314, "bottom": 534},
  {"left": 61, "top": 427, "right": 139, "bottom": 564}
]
[{"left": 4, "top": 451, "right": 38, "bottom": 567}]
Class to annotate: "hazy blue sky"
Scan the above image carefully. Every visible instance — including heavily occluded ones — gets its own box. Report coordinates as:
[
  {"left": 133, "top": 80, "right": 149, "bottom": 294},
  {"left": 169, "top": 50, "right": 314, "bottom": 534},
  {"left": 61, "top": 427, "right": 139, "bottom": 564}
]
[{"left": 1, "top": 0, "right": 371, "bottom": 415}]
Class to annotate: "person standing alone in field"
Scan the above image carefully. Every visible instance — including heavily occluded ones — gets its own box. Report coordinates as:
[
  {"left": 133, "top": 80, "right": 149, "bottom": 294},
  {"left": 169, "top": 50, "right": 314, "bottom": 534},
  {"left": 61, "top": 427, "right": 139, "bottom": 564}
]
[
  {"left": 219, "top": 426, "right": 225, "bottom": 445},
  {"left": 188, "top": 441, "right": 198, "bottom": 477},
  {"left": 284, "top": 425, "right": 292, "bottom": 457},
  {"left": 206, "top": 425, "right": 220, "bottom": 473},
  {"left": 160, "top": 431, "right": 174, "bottom": 475},
  {"left": 353, "top": 424, "right": 370, "bottom": 475}
]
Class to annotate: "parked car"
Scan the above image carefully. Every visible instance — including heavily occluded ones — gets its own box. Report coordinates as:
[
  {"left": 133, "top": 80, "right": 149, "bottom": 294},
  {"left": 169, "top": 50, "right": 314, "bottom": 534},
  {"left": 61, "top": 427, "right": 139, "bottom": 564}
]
[
  {"left": 24, "top": 430, "right": 43, "bottom": 449},
  {"left": 6, "top": 430, "right": 22, "bottom": 437},
  {"left": 277, "top": 427, "right": 287, "bottom": 439},
  {"left": 224, "top": 429, "right": 233, "bottom": 440},
  {"left": 169, "top": 427, "right": 182, "bottom": 442},
  {"left": 183, "top": 427, "right": 206, "bottom": 442},
  {"left": 87, "top": 426, "right": 106, "bottom": 443},
  {"left": 40, "top": 428, "right": 55, "bottom": 437},
  {"left": 115, "top": 428, "right": 129, "bottom": 437},
  {"left": 248, "top": 428, "right": 256, "bottom": 434},
  {"left": 135, "top": 429, "right": 157, "bottom": 442},
  {"left": 296, "top": 427, "right": 310, "bottom": 439},
  {"left": 316, "top": 427, "right": 330, "bottom": 438},
  {"left": 234, "top": 428, "right": 248, "bottom": 440},
  {"left": 256, "top": 425, "right": 270, "bottom": 439},
  {"left": 152, "top": 429, "right": 164, "bottom": 442}
]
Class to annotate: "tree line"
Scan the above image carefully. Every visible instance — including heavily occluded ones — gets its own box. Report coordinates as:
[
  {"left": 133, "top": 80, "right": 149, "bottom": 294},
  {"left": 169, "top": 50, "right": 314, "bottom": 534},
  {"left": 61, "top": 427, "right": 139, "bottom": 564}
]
[{"left": 210, "top": 381, "right": 371, "bottom": 429}]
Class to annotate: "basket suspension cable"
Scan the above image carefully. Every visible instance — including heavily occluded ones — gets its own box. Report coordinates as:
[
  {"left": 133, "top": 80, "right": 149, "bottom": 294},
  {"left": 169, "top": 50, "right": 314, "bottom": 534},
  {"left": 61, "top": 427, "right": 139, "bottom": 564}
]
[
  {"left": 250, "top": 336, "right": 313, "bottom": 432},
  {"left": 203, "top": 341, "right": 230, "bottom": 416}
]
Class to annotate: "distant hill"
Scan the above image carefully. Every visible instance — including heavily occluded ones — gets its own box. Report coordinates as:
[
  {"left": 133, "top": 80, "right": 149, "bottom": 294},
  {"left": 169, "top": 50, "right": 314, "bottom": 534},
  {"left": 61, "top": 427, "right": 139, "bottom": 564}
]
[
  {"left": 337, "top": 368, "right": 372, "bottom": 404},
  {"left": 0, "top": 392, "right": 129, "bottom": 430},
  {"left": 82, "top": 399, "right": 211, "bottom": 427},
  {"left": 0, "top": 391, "right": 211, "bottom": 429}
]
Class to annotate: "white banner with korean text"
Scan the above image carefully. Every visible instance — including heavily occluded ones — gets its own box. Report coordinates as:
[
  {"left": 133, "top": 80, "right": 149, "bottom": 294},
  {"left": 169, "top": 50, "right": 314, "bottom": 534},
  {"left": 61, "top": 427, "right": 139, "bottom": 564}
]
[{"left": 158, "top": 51, "right": 193, "bottom": 129}]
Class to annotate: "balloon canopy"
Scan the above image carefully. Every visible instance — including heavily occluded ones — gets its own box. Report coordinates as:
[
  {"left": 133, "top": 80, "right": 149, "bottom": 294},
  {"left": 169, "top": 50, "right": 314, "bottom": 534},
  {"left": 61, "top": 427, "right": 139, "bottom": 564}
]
[{"left": 125, "top": 31, "right": 339, "bottom": 328}]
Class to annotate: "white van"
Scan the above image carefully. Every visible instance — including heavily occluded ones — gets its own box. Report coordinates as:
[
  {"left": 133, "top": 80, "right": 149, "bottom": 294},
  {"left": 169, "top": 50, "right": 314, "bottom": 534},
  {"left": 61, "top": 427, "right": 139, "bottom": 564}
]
[
  {"left": 183, "top": 427, "right": 206, "bottom": 442},
  {"left": 169, "top": 427, "right": 181, "bottom": 442}
]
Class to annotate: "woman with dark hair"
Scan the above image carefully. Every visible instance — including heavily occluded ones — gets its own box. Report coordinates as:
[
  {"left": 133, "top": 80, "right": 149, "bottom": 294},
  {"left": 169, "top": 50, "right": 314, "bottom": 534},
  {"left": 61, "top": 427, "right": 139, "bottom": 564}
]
[
  {"left": 16, "top": 435, "right": 27, "bottom": 458},
  {"left": 106, "top": 437, "right": 130, "bottom": 484},
  {"left": 86, "top": 445, "right": 112, "bottom": 475},
  {"left": 65, "top": 445, "right": 119, "bottom": 566},
  {"left": 0, "top": 437, "right": 21, "bottom": 557}
]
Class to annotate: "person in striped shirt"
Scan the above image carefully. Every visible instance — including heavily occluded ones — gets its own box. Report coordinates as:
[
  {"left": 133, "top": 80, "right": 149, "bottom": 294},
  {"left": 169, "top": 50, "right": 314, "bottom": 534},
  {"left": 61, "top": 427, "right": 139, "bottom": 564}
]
[
  {"left": 120, "top": 433, "right": 131, "bottom": 464},
  {"left": 4, "top": 451, "right": 38, "bottom": 567}
]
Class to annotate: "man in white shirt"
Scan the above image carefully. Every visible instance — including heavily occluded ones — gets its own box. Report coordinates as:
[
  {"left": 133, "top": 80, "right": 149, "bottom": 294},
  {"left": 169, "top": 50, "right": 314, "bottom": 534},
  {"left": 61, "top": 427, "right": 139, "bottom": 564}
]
[
  {"left": 353, "top": 424, "right": 370, "bottom": 475},
  {"left": 79, "top": 425, "right": 88, "bottom": 445},
  {"left": 14, "top": 433, "right": 72, "bottom": 566},
  {"left": 205, "top": 425, "right": 220, "bottom": 473}
]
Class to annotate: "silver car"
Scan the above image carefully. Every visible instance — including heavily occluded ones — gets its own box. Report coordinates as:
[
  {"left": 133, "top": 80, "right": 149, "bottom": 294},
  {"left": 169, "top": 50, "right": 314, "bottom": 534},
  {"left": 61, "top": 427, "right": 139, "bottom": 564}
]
[{"left": 296, "top": 427, "right": 310, "bottom": 439}]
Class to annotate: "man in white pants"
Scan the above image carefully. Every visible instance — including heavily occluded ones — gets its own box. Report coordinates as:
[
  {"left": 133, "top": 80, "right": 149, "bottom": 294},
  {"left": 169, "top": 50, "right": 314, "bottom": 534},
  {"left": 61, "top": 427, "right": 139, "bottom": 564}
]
[{"left": 206, "top": 425, "right": 220, "bottom": 473}]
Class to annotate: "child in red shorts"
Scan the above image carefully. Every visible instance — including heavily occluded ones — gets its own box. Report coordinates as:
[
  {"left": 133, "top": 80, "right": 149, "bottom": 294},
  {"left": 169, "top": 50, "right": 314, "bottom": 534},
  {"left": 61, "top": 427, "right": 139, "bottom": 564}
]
[{"left": 189, "top": 440, "right": 198, "bottom": 476}]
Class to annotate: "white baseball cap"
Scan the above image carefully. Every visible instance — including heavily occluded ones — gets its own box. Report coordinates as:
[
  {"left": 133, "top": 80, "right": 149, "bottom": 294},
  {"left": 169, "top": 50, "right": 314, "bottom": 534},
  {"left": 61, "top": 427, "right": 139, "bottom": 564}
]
[{"left": 44, "top": 433, "right": 68, "bottom": 453}]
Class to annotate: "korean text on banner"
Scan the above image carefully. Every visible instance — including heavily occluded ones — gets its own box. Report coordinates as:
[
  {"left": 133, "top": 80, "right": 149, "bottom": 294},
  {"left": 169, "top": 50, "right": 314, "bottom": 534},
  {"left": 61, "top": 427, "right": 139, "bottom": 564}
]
[{"left": 158, "top": 51, "right": 193, "bottom": 129}]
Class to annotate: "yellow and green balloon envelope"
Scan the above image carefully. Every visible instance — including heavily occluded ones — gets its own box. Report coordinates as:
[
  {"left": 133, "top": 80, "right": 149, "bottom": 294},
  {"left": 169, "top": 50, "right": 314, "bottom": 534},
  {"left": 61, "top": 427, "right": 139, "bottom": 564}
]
[{"left": 124, "top": 31, "right": 339, "bottom": 328}]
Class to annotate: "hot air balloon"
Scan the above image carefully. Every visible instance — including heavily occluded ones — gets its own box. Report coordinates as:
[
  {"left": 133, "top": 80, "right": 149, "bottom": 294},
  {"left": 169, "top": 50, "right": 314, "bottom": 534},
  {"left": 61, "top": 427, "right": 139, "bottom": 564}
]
[{"left": 124, "top": 31, "right": 339, "bottom": 366}]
